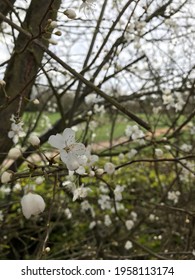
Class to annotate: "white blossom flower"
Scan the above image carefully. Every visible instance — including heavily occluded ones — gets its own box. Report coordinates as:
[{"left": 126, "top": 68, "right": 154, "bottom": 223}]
[
  {"left": 98, "top": 194, "right": 111, "bottom": 210},
  {"left": 64, "top": 208, "right": 72, "bottom": 219},
  {"left": 127, "top": 148, "right": 137, "bottom": 159},
  {"left": 80, "top": 200, "right": 95, "bottom": 217},
  {"left": 155, "top": 148, "right": 163, "bottom": 157},
  {"left": 168, "top": 191, "right": 180, "bottom": 204},
  {"left": 21, "top": 192, "right": 45, "bottom": 219},
  {"left": 72, "top": 185, "right": 90, "bottom": 201},
  {"left": 131, "top": 211, "right": 138, "bottom": 222},
  {"left": 1, "top": 170, "right": 13, "bottom": 183},
  {"left": 180, "top": 144, "right": 192, "bottom": 152},
  {"left": 125, "top": 220, "right": 134, "bottom": 230},
  {"left": 114, "top": 185, "right": 125, "bottom": 201},
  {"left": 96, "top": 168, "right": 104, "bottom": 176},
  {"left": 79, "top": 0, "right": 96, "bottom": 16},
  {"left": 13, "top": 182, "right": 22, "bottom": 191},
  {"left": 76, "top": 165, "right": 86, "bottom": 175},
  {"left": 8, "top": 115, "right": 26, "bottom": 144},
  {"left": 35, "top": 176, "right": 45, "bottom": 185},
  {"left": 149, "top": 214, "right": 155, "bottom": 221},
  {"left": 85, "top": 146, "right": 99, "bottom": 167},
  {"left": 48, "top": 128, "right": 86, "bottom": 171},
  {"left": 0, "top": 185, "right": 11, "bottom": 195},
  {"left": 125, "top": 240, "right": 133, "bottom": 250},
  {"left": 104, "top": 214, "right": 112, "bottom": 226},
  {"left": 118, "top": 153, "right": 125, "bottom": 160},
  {"left": 89, "top": 221, "right": 96, "bottom": 229},
  {"left": 104, "top": 162, "right": 115, "bottom": 174},
  {"left": 174, "top": 92, "right": 185, "bottom": 112},
  {"left": 162, "top": 91, "right": 174, "bottom": 109},
  {"left": 125, "top": 125, "right": 145, "bottom": 140}
]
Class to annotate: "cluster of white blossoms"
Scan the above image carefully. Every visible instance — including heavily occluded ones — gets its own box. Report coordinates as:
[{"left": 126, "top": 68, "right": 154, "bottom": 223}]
[
  {"left": 179, "top": 160, "right": 195, "bottom": 183},
  {"left": 125, "top": 125, "right": 145, "bottom": 144},
  {"left": 167, "top": 191, "right": 181, "bottom": 204},
  {"left": 8, "top": 115, "right": 26, "bottom": 144},
  {"left": 162, "top": 89, "right": 185, "bottom": 112},
  {"left": 114, "top": 184, "right": 125, "bottom": 201}
]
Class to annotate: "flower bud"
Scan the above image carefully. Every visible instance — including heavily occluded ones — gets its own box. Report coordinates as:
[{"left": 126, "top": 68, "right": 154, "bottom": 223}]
[
  {"left": 1, "top": 170, "right": 14, "bottom": 183},
  {"left": 28, "top": 134, "right": 40, "bottom": 147},
  {"left": 54, "top": 30, "right": 62, "bottom": 36},
  {"left": 21, "top": 192, "right": 46, "bottom": 219},
  {"left": 64, "top": 9, "right": 77, "bottom": 19},
  {"left": 96, "top": 168, "right": 104, "bottom": 176},
  {"left": 49, "top": 21, "right": 58, "bottom": 28},
  {"left": 32, "top": 98, "right": 40, "bottom": 105},
  {"left": 45, "top": 247, "right": 51, "bottom": 253},
  {"left": 8, "top": 147, "right": 22, "bottom": 159},
  {"left": 155, "top": 148, "right": 163, "bottom": 157},
  {"left": 48, "top": 38, "right": 58, "bottom": 45}
]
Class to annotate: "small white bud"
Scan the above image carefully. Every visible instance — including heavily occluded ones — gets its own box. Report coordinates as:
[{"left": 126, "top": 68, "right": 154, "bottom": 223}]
[
  {"left": 8, "top": 147, "right": 22, "bottom": 159},
  {"left": 45, "top": 247, "right": 51, "bottom": 253},
  {"left": 124, "top": 240, "right": 133, "bottom": 250},
  {"left": 49, "top": 21, "right": 58, "bottom": 28},
  {"left": 32, "top": 98, "right": 40, "bottom": 105},
  {"left": 21, "top": 192, "right": 46, "bottom": 219},
  {"left": 125, "top": 220, "right": 134, "bottom": 230},
  {"left": 96, "top": 168, "right": 104, "bottom": 176},
  {"left": 1, "top": 170, "right": 13, "bottom": 183},
  {"left": 48, "top": 38, "right": 58, "bottom": 45},
  {"left": 64, "top": 9, "right": 77, "bottom": 19},
  {"left": 89, "top": 170, "right": 95, "bottom": 177},
  {"left": 28, "top": 134, "right": 40, "bottom": 146},
  {"left": 155, "top": 148, "right": 163, "bottom": 157}
]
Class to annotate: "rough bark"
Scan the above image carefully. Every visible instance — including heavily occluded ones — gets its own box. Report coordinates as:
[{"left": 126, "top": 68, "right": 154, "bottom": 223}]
[
  {"left": 0, "top": 0, "right": 61, "bottom": 164},
  {"left": 0, "top": 0, "right": 16, "bottom": 23}
]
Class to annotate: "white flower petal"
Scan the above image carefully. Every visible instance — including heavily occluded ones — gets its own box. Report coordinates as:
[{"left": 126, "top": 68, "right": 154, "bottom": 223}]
[
  {"left": 66, "top": 155, "right": 80, "bottom": 171},
  {"left": 71, "top": 143, "right": 86, "bottom": 156},
  {"left": 48, "top": 134, "right": 65, "bottom": 149},
  {"left": 60, "top": 149, "right": 68, "bottom": 162},
  {"left": 62, "top": 128, "right": 75, "bottom": 145}
]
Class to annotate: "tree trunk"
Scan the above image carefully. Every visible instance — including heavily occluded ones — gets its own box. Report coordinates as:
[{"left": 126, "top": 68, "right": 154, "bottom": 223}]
[
  {"left": 0, "top": 0, "right": 16, "bottom": 23},
  {"left": 0, "top": 0, "right": 61, "bottom": 165}
]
